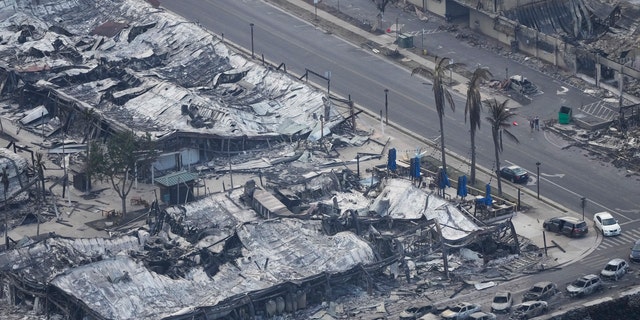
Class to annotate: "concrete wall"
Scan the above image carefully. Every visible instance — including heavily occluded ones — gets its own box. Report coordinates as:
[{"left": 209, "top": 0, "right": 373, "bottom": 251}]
[
  {"left": 548, "top": 287, "right": 640, "bottom": 319},
  {"left": 408, "top": 0, "right": 447, "bottom": 17},
  {"left": 468, "top": 12, "right": 577, "bottom": 71},
  {"left": 414, "top": 0, "right": 637, "bottom": 96},
  {"left": 153, "top": 148, "right": 200, "bottom": 171},
  {"left": 469, "top": 11, "right": 514, "bottom": 47}
]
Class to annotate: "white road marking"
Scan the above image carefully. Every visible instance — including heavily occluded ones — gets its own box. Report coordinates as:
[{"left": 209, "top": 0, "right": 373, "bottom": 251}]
[
  {"left": 540, "top": 173, "right": 565, "bottom": 178},
  {"left": 556, "top": 86, "right": 569, "bottom": 95},
  {"left": 503, "top": 160, "right": 629, "bottom": 221}
]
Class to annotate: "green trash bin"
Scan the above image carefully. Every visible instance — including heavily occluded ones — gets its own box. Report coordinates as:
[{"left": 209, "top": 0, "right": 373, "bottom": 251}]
[
  {"left": 397, "top": 33, "right": 414, "bottom": 48},
  {"left": 558, "top": 106, "right": 572, "bottom": 124}
]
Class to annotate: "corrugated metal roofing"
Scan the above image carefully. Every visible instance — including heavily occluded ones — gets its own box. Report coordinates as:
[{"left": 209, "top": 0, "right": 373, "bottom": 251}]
[
  {"left": 154, "top": 171, "right": 198, "bottom": 187},
  {"left": 0, "top": 0, "right": 342, "bottom": 140}
]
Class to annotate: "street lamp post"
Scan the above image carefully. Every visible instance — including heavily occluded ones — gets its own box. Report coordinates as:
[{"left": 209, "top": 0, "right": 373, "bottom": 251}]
[
  {"left": 384, "top": 89, "right": 389, "bottom": 125},
  {"left": 536, "top": 161, "right": 541, "bottom": 200},
  {"left": 250, "top": 23, "right": 255, "bottom": 59},
  {"left": 396, "top": 16, "right": 399, "bottom": 43}
]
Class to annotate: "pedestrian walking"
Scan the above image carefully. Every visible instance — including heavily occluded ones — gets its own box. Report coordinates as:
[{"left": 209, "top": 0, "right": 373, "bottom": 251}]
[
  {"left": 534, "top": 116, "right": 540, "bottom": 131},
  {"left": 529, "top": 119, "right": 534, "bottom": 132}
]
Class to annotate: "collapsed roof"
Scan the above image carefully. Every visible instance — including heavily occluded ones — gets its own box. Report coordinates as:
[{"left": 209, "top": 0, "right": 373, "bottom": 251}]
[
  {"left": 0, "top": 147, "right": 31, "bottom": 203},
  {"left": 0, "top": 0, "right": 340, "bottom": 141},
  {"left": 0, "top": 188, "right": 377, "bottom": 319},
  {"left": 369, "top": 179, "right": 481, "bottom": 241},
  {"left": 502, "top": 0, "right": 640, "bottom": 69},
  {"left": 503, "top": 0, "right": 618, "bottom": 40}
]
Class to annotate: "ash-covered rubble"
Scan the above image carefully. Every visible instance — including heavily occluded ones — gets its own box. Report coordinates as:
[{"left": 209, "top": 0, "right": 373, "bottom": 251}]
[
  {"left": 0, "top": 187, "right": 380, "bottom": 320},
  {"left": 0, "top": 135, "right": 532, "bottom": 320},
  {"left": 551, "top": 121, "right": 640, "bottom": 173},
  {"left": 0, "top": 1, "right": 551, "bottom": 319},
  {"left": 0, "top": 0, "right": 342, "bottom": 147}
]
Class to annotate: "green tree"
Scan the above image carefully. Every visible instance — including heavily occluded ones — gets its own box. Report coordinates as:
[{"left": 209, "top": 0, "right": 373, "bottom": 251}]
[
  {"left": 412, "top": 57, "right": 464, "bottom": 174},
  {"left": 483, "top": 98, "right": 519, "bottom": 194},
  {"left": 465, "top": 67, "right": 492, "bottom": 185},
  {"left": 89, "top": 130, "right": 157, "bottom": 216}
]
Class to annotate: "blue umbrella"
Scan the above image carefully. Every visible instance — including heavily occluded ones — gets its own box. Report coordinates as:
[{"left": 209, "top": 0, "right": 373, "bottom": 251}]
[
  {"left": 412, "top": 156, "right": 421, "bottom": 179},
  {"left": 438, "top": 168, "right": 450, "bottom": 189},
  {"left": 387, "top": 148, "right": 397, "bottom": 171},
  {"left": 485, "top": 183, "right": 493, "bottom": 206},
  {"left": 457, "top": 175, "right": 468, "bottom": 198}
]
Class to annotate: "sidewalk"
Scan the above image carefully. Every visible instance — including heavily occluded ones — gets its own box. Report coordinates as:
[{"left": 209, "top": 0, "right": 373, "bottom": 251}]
[{"left": 277, "top": 0, "right": 601, "bottom": 267}]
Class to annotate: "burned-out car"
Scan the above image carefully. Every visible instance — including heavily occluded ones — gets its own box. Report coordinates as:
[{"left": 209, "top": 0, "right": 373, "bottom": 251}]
[
  {"left": 508, "top": 75, "right": 538, "bottom": 95},
  {"left": 600, "top": 258, "right": 629, "bottom": 281},
  {"left": 399, "top": 304, "right": 435, "bottom": 320},
  {"left": 490, "top": 291, "right": 513, "bottom": 313},
  {"left": 566, "top": 274, "right": 603, "bottom": 297},
  {"left": 511, "top": 301, "right": 548, "bottom": 319},
  {"left": 439, "top": 302, "right": 481, "bottom": 320},
  {"left": 522, "top": 281, "right": 558, "bottom": 301}
]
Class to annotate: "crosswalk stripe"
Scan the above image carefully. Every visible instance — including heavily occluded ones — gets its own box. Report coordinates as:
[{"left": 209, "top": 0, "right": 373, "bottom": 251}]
[
  {"left": 580, "top": 255, "right": 609, "bottom": 267},
  {"left": 601, "top": 235, "right": 636, "bottom": 246}
]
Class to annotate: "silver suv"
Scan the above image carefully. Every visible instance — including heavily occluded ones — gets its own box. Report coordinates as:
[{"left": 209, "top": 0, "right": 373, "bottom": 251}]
[
  {"left": 600, "top": 259, "right": 628, "bottom": 281},
  {"left": 566, "top": 274, "right": 603, "bottom": 297}
]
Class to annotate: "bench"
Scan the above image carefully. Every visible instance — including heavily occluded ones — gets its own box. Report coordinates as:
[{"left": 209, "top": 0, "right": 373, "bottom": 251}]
[{"left": 100, "top": 209, "right": 122, "bottom": 218}]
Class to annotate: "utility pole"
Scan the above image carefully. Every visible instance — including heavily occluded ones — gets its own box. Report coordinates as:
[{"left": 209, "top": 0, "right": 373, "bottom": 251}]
[
  {"left": 2, "top": 167, "right": 9, "bottom": 249},
  {"left": 536, "top": 161, "right": 541, "bottom": 200},
  {"left": 384, "top": 89, "right": 389, "bottom": 125},
  {"left": 395, "top": 16, "right": 399, "bottom": 43},
  {"left": 250, "top": 23, "right": 255, "bottom": 59}
]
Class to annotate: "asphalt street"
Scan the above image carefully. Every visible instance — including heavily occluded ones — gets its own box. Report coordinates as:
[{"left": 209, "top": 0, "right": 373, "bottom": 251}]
[{"left": 161, "top": 0, "right": 640, "bottom": 224}]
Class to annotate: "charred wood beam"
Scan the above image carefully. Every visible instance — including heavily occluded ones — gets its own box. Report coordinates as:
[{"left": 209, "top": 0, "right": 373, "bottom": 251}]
[
  {"left": 6, "top": 275, "right": 47, "bottom": 297},
  {"left": 50, "top": 286, "right": 106, "bottom": 320}
]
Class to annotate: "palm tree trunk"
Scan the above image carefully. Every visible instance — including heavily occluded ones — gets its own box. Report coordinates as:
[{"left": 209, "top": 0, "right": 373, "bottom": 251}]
[
  {"left": 470, "top": 129, "right": 476, "bottom": 185},
  {"left": 439, "top": 114, "right": 447, "bottom": 173},
  {"left": 493, "top": 130, "right": 503, "bottom": 194}
]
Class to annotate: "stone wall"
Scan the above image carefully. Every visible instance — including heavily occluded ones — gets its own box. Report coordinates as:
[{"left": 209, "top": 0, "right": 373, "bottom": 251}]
[{"left": 548, "top": 287, "right": 640, "bottom": 319}]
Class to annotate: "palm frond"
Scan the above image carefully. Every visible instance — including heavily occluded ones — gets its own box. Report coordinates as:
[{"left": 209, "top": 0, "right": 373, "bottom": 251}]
[
  {"left": 411, "top": 67, "right": 433, "bottom": 78},
  {"left": 502, "top": 128, "right": 520, "bottom": 144},
  {"left": 444, "top": 89, "right": 455, "bottom": 112}
]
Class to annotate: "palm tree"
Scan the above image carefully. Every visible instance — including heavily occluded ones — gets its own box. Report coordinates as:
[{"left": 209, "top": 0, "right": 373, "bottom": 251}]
[
  {"left": 411, "top": 57, "right": 464, "bottom": 174},
  {"left": 483, "top": 98, "right": 519, "bottom": 195},
  {"left": 465, "top": 67, "right": 492, "bottom": 185}
]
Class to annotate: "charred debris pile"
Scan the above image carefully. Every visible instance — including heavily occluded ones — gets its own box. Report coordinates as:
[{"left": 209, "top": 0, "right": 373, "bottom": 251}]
[
  {"left": 0, "top": 0, "right": 541, "bottom": 319},
  {"left": 0, "top": 151, "right": 533, "bottom": 320}
]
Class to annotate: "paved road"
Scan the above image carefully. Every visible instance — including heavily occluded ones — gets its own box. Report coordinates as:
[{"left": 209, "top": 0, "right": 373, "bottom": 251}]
[{"left": 160, "top": 0, "right": 640, "bottom": 226}]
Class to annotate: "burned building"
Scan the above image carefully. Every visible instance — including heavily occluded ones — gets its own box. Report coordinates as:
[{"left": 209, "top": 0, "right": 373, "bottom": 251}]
[
  {"left": 0, "top": 0, "right": 345, "bottom": 177},
  {"left": 0, "top": 187, "right": 387, "bottom": 320},
  {"left": 405, "top": 0, "right": 640, "bottom": 104},
  {"left": 0, "top": 1, "right": 533, "bottom": 319},
  {"left": 0, "top": 147, "right": 31, "bottom": 204}
]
